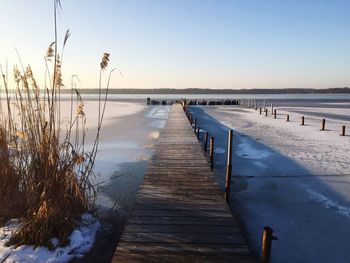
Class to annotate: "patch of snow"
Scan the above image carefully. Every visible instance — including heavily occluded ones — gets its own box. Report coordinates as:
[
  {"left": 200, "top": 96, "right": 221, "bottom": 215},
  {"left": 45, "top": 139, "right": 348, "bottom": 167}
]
[
  {"left": 252, "top": 160, "right": 267, "bottom": 169},
  {"left": 236, "top": 137, "right": 272, "bottom": 160},
  {"left": 221, "top": 107, "right": 350, "bottom": 175},
  {"left": 221, "top": 122, "right": 236, "bottom": 131},
  {"left": 214, "top": 147, "right": 226, "bottom": 154},
  {"left": 306, "top": 189, "right": 350, "bottom": 218},
  {"left": 145, "top": 106, "right": 170, "bottom": 119},
  {"left": 0, "top": 213, "right": 100, "bottom": 263}
]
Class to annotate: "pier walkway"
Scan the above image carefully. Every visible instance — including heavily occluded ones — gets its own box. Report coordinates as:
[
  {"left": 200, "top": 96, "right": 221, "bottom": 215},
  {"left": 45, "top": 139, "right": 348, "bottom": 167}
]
[{"left": 113, "top": 104, "right": 254, "bottom": 262}]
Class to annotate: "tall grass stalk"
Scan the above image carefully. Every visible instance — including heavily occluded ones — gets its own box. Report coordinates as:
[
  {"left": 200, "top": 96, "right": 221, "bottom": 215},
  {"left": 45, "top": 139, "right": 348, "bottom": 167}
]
[{"left": 0, "top": 0, "right": 112, "bottom": 248}]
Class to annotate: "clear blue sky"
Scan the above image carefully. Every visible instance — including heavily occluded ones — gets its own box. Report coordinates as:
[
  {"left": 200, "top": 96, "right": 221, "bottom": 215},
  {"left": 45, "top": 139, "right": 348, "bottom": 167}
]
[{"left": 0, "top": 0, "right": 349, "bottom": 89}]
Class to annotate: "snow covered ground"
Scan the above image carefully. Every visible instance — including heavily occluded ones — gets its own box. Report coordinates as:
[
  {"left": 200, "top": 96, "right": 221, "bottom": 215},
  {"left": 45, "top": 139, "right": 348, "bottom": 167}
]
[
  {"left": 0, "top": 214, "right": 100, "bottom": 263},
  {"left": 190, "top": 102, "right": 350, "bottom": 263}
]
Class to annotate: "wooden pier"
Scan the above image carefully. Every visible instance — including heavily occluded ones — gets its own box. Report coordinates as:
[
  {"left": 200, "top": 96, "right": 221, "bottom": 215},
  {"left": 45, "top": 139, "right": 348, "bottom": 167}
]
[{"left": 113, "top": 104, "right": 254, "bottom": 262}]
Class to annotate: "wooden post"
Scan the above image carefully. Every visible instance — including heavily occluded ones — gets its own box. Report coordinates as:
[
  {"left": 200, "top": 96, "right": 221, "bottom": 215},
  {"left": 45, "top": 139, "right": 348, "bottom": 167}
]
[
  {"left": 210, "top": 137, "right": 214, "bottom": 170},
  {"left": 286, "top": 114, "right": 289, "bottom": 122},
  {"left": 265, "top": 109, "right": 268, "bottom": 116},
  {"left": 204, "top": 131, "right": 209, "bottom": 151},
  {"left": 260, "top": 108, "right": 262, "bottom": 114},
  {"left": 321, "top": 119, "right": 326, "bottom": 131},
  {"left": 274, "top": 109, "right": 276, "bottom": 119},
  {"left": 271, "top": 104, "right": 273, "bottom": 115},
  {"left": 190, "top": 113, "right": 193, "bottom": 124},
  {"left": 261, "top": 226, "right": 274, "bottom": 263},
  {"left": 194, "top": 118, "right": 197, "bottom": 132},
  {"left": 197, "top": 126, "right": 200, "bottom": 139},
  {"left": 301, "top": 116, "right": 305, "bottom": 126},
  {"left": 341, "top": 125, "right": 346, "bottom": 136},
  {"left": 225, "top": 129, "right": 233, "bottom": 202}
]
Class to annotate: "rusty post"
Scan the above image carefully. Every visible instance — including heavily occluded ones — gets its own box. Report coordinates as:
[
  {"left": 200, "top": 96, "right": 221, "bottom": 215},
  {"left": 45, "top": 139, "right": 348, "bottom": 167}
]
[
  {"left": 274, "top": 109, "right": 276, "bottom": 119},
  {"left": 301, "top": 116, "right": 305, "bottom": 126},
  {"left": 261, "top": 226, "right": 275, "bottom": 263},
  {"left": 204, "top": 131, "right": 209, "bottom": 151},
  {"left": 321, "top": 119, "right": 326, "bottom": 131},
  {"left": 210, "top": 137, "right": 214, "bottom": 170},
  {"left": 341, "top": 125, "right": 346, "bottom": 136},
  {"left": 225, "top": 129, "right": 233, "bottom": 202}
]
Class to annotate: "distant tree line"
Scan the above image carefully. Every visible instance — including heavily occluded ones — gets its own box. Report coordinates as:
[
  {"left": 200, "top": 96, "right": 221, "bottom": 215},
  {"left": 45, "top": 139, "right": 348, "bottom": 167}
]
[
  {"left": 73, "top": 87, "right": 350, "bottom": 94},
  {"left": 4, "top": 87, "right": 348, "bottom": 95}
]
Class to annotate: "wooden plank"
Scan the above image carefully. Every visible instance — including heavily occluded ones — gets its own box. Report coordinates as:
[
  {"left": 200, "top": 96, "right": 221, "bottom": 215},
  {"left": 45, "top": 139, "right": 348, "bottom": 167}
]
[
  {"left": 119, "top": 233, "right": 245, "bottom": 244},
  {"left": 122, "top": 224, "right": 240, "bottom": 234},
  {"left": 113, "top": 104, "right": 254, "bottom": 262},
  {"left": 133, "top": 203, "right": 230, "bottom": 211},
  {"left": 130, "top": 209, "right": 234, "bottom": 218},
  {"left": 127, "top": 216, "right": 236, "bottom": 226},
  {"left": 113, "top": 253, "right": 254, "bottom": 263},
  {"left": 116, "top": 243, "right": 251, "bottom": 255}
]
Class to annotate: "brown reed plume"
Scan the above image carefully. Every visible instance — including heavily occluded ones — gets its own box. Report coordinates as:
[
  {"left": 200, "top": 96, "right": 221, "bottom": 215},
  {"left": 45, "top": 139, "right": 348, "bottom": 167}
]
[{"left": 0, "top": 0, "right": 113, "bottom": 248}]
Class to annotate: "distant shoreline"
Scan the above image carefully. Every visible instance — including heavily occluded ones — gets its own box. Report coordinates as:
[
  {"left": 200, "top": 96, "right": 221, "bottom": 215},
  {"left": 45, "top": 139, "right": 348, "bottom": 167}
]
[
  {"left": 1, "top": 87, "right": 349, "bottom": 95},
  {"left": 76, "top": 87, "right": 350, "bottom": 94}
]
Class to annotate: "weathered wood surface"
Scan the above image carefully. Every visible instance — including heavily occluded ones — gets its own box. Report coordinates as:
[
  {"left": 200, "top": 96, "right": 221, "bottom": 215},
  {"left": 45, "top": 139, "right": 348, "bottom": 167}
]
[{"left": 113, "top": 104, "right": 253, "bottom": 262}]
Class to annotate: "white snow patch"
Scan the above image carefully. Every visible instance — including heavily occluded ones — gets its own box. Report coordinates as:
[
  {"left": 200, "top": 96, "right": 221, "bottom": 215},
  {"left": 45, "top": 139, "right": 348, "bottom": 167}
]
[
  {"left": 221, "top": 122, "right": 236, "bottom": 131},
  {"left": 252, "top": 161, "right": 267, "bottom": 169},
  {"left": 236, "top": 138, "right": 271, "bottom": 160},
  {"left": 0, "top": 213, "right": 100, "bottom": 263},
  {"left": 307, "top": 189, "right": 350, "bottom": 218},
  {"left": 146, "top": 106, "right": 170, "bottom": 119},
  {"left": 220, "top": 106, "right": 350, "bottom": 175},
  {"left": 214, "top": 147, "right": 226, "bottom": 154}
]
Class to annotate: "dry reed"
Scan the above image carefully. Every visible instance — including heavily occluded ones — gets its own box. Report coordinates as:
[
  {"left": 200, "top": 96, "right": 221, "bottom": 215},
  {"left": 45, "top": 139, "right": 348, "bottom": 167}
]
[{"left": 0, "top": 0, "right": 112, "bottom": 249}]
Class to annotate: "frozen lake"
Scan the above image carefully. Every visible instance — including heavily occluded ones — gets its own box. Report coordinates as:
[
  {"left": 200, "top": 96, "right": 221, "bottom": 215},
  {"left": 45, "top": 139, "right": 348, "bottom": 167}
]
[{"left": 189, "top": 100, "right": 350, "bottom": 263}]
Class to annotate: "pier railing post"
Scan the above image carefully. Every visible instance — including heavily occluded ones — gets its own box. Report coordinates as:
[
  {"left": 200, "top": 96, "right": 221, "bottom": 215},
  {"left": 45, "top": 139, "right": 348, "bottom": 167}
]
[
  {"left": 301, "top": 116, "right": 305, "bottom": 126},
  {"left": 260, "top": 108, "right": 262, "bottom": 115},
  {"left": 265, "top": 109, "right": 268, "bottom": 116},
  {"left": 225, "top": 129, "right": 233, "bottom": 202},
  {"left": 274, "top": 109, "right": 276, "bottom": 119},
  {"left": 261, "top": 226, "right": 277, "bottom": 263},
  {"left": 321, "top": 119, "right": 326, "bottom": 131},
  {"left": 210, "top": 137, "right": 214, "bottom": 170},
  {"left": 194, "top": 118, "right": 197, "bottom": 132},
  {"left": 197, "top": 126, "right": 200, "bottom": 139},
  {"left": 341, "top": 125, "right": 346, "bottom": 136},
  {"left": 204, "top": 131, "right": 209, "bottom": 152}
]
